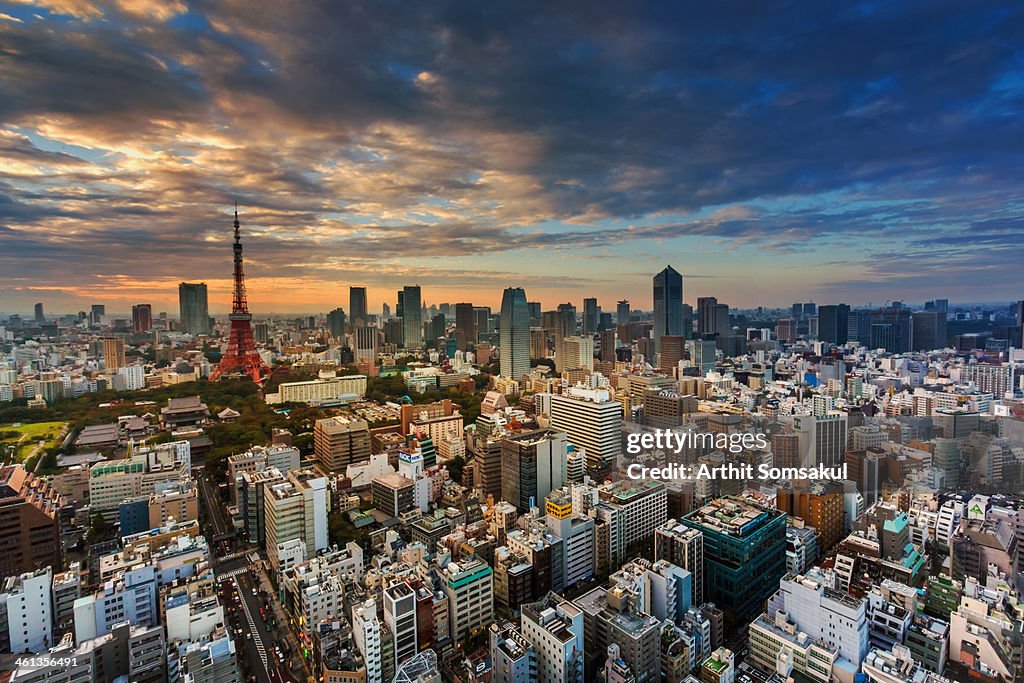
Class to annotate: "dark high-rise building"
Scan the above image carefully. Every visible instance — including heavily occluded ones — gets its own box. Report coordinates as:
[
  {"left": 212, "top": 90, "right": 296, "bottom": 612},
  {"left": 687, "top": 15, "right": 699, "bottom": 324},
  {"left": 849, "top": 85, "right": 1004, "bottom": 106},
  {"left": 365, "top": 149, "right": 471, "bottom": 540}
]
[
  {"left": 712, "top": 303, "right": 730, "bottom": 337},
  {"left": 327, "top": 307, "right": 347, "bottom": 339},
  {"left": 616, "top": 300, "right": 630, "bottom": 325},
  {"left": 500, "top": 430, "right": 567, "bottom": 512},
  {"left": 1015, "top": 300, "right": 1024, "bottom": 349},
  {"left": 553, "top": 303, "right": 577, "bottom": 372},
  {"left": 178, "top": 283, "right": 210, "bottom": 336},
  {"left": 582, "top": 297, "right": 599, "bottom": 335},
  {"left": 681, "top": 303, "right": 693, "bottom": 339},
  {"left": 427, "top": 313, "right": 446, "bottom": 343},
  {"left": 869, "top": 307, "right": 912, "bottom": 353},
  {"left": 527, "top": 301, "right": 542, "bottom": 322},
  {"left": 455, "top": 302, "right": 476, "bottom": 349},
  {"left": 349, "top": 286, "right": 368, "bottom": 329},
  {"left": 681, "top": 496, "right": 786, "bottom": 632},
  {"left": 599, "top": 328, "right": 616, "bottom": 363},
  {"left": 817, "top": 304, "right": 850, "bottom": 345},
  {"left": 911, "top": 311, "right": 947, "bottom": 351},
  {"left": 659, "top": 336, "right": 685, "bottom": 375},
  {"left": 0, "top": 465, "right": 63, "bottom": 582},
  {"left": 33, "top": 303, "right": 44, "bottom": 323},
  {"left": 401, "top": 286, "right": 422, "bottom": 348},
  {"left": 697, "top": 297, "right": 718, "bottom": 337},
  {"left": 90, "top": 304, "right": 105, "bottom": 326},
  {"left": 847, "top": 310, "right": 871, "bottom": 346},
  {"left": 499, "top": 288, "right": 530, "bottom": 381},
  {"left": 474, "top": 306, "right": 492, "bottom": 338},
  {"left": 132, "top": 303, "right": 153, "bottom": 334},
  {"left": 653, "top": 266, "right": 684, "bottom": 354}
]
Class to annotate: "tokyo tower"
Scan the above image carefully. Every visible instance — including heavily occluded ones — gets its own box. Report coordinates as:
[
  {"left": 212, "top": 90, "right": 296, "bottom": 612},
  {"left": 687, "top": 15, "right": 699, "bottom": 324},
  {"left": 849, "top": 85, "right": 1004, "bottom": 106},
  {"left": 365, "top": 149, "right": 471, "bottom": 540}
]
[{"left": 210, "top": 207, "right": 270, "bottom": 384}]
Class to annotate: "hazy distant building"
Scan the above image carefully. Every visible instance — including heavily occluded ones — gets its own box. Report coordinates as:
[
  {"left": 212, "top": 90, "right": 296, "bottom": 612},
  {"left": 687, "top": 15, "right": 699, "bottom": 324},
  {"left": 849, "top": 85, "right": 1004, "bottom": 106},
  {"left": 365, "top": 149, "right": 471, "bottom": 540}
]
[
  {"left": 178, "top": 283, "right": 211, "bottom": 336},
  {"left": 817, "top": 304, "right": 850, "bottom": 345},
  {"left": 616, "top": 300, "right": 630, "bottom": 326},
  {"left": 912, "top": 311, "right": 947, "bottom": 352},
  {"left": 327, "top": 307, "right": 347, "bottom": 339},
  {"left": 33, "top": 303, "right": 44, "bottom": 323},
  {"left": 132, "top": 304, "right": 153, "bottom": 334},
  {"left": 869, "top": 307, "right": 912, "bottom": 354},
  {"left": 102, "top": 338, "right": 126, "bottom": 371}
]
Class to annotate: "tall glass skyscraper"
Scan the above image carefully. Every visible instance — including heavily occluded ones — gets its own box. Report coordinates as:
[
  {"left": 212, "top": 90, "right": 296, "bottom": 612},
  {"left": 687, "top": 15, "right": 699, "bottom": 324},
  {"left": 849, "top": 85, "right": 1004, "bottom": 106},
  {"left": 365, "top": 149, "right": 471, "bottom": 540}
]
[
  {"left": 500, "top": 287, "right": 530, "bottom": 381},
  {"left": 582, "top": 297, "right": 598, "bottom": 335},
  {"left": 178, "top": 282, "right": 210, "bottom": 335},
  {"left": 349, "top": 286, "right": 367, "bottom": 329},
  {"left": 652, "top": 265, "right": 683, "bottom": 353},
  {"left": 401, "top": 285, "right": 422, "bottom": 348}
]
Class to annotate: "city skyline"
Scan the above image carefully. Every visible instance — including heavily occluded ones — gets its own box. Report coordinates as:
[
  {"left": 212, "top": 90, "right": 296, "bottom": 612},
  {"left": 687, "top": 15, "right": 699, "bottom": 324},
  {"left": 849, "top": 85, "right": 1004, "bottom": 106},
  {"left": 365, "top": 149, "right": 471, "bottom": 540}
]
[{"left": 2, "top": 2, "right": 1023, "bottom": 312}]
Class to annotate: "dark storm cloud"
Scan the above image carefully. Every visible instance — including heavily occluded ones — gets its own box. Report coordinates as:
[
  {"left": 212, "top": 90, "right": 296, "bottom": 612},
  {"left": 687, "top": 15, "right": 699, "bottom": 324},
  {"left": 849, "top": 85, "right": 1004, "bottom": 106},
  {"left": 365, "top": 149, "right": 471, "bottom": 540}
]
[{"left": 1, "top": 0, "right": 1023, "bottom": 305}]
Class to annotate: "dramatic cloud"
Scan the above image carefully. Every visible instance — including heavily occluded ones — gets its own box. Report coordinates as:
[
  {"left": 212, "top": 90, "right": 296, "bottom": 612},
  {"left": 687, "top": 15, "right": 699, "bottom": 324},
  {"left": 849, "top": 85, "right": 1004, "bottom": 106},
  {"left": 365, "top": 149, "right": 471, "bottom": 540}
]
[{"left": 1, "top": 0, "right": 1022, "bottom": 312}]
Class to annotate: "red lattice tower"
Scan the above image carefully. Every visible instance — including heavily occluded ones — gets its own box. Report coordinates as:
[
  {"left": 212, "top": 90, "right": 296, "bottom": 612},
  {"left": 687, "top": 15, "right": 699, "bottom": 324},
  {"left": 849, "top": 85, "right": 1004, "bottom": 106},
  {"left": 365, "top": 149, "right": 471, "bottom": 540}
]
[{"left": 210, "top": 207, "right": 270, "bottom": 384}]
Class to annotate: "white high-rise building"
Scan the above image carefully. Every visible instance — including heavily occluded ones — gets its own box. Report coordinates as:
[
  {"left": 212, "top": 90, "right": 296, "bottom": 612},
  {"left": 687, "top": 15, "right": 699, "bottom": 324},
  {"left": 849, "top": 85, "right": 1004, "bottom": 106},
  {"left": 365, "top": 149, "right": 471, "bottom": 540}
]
[
  {"left": 443, "top": 558, "right": 493, "bottom": 643},
  {"left": 550, "top": 386, "right": 622, "bottom": 475},
  {"left": 560, "top": 336, "right": 594, "bottom": 372},
  {"left": 767, "top": 569, "right": 869, "bottom": 668},
  {"left": 264, "top": 469, "right": 329, "bottom": 574},
  {"left": 520, "top": 594, "right": 585, "bottom": 683},
  {"left": 352, "top": 599, "right": 383, "bottom": 683},
  {"left": 654, "top": 520, "right": 704, "bottom": 606},
  {"left": 1, "top": 568, "right": 53, "bottom": 654}
]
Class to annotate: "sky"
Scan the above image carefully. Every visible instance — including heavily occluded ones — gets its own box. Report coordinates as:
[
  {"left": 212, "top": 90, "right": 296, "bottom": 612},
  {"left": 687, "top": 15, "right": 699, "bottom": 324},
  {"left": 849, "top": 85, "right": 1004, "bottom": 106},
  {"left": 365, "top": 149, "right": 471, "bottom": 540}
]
[{"left": 1, "top": 0, "right": 1023, "bottom": 316}]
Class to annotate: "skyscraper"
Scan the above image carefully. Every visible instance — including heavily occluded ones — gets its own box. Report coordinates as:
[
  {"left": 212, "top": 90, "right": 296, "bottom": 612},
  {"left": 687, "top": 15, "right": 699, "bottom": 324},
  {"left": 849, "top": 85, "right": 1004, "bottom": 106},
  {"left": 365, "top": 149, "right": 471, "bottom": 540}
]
[
  {"left": 697, "top": 297, "right": 721, "bottom": 336},
  {"left": 131, "top": 303, "right": 152, "bottom": 334},
  {"left": 327, "top": 307, "right": 347, "bottom": 339},
  {"left": 616, "top": 300, "right": 630, "bottom": 326},
  {"left": 350, "top": 286, "right": 368, "bottom": 329},
  {"left": 455, "top": 302, "right": 476, "bottom": 350},
  {"left": 911, "top": 311, "right": 947, "bottom": 351},
  {"left": 817, "top": 304, "right": 850, "bottom": 345},
  {"left": 1016, "top": 300, "right": 1024, "bottom": 349},
  {"left": 33, "top": 303, "right": 44, "bottom": 323},
  {"left": 401, "top": 286, "right": 422, "bottom": 349},
  {"left": 549, "top": 386, "right": 622, "bottom": 476},
  {"left": 553, "top": 303, "right": 577, "bottom": 372},
  {"left": 178, "top": 283, "right": 210, "bottom": 336},
  {"left": 653, "top": 266, "right": 683, "bottom": 353},
  {"left": 582, "top": 298, "right": 598, "bottom": 335},
  {"left": 869, "top": 307, "right": 912, "bottom": 353},
  {"left": 681, "top": 496, "right": 786, "bottom": 631},
  {"left": 90, "top": 304, "right": 105, "bottom": 326},
  {"left": 499, "top": 287, "right": 530, "bottom": 381}
]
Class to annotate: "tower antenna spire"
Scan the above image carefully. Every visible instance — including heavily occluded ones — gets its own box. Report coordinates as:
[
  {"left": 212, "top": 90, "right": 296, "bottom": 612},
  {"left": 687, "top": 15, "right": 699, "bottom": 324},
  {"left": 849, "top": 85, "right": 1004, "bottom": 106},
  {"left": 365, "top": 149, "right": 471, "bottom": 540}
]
[{"left": 210, "top": 204, "right": 270, "bottom": 384}]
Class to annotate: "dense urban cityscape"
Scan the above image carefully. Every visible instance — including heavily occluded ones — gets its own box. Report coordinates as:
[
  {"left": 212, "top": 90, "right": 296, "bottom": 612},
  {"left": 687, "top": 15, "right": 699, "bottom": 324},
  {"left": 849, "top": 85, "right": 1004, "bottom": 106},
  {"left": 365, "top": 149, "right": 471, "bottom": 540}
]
[
  {"left": 0, "top": 208, "right": 1022, "bottom": 682},
  {"left": 3, "top": 2, "right": 1024, "bottom": 683}
]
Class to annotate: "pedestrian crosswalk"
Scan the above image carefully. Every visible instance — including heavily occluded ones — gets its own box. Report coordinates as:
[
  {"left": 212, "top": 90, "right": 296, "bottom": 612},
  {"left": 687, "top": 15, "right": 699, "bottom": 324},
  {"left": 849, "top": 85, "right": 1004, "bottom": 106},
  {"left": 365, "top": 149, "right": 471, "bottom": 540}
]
[{"left": 218, "top": 566, "right": 249, "bottom": 579}]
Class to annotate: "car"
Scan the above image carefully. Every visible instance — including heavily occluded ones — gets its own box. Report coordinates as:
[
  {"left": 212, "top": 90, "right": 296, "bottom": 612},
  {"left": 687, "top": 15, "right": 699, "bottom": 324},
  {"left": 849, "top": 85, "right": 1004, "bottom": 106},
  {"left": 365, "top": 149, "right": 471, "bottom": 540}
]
[
  {"left": 246, "top": 632, "right": 252, "bottom": 640},
  {"left": 252, "top": 588, "right": 258, "bottom": 596}
]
